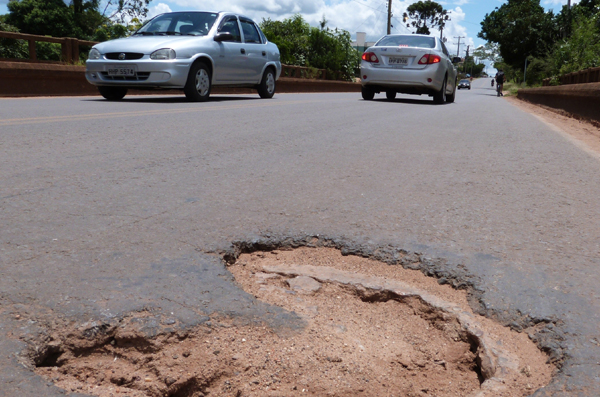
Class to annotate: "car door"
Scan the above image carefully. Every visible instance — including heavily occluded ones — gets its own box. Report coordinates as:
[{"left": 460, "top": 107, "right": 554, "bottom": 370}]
[
  {"left": 240, "top": 18, "right": 267, "bottom": 82},
  {"left": 213, "top": 16, "right": 246, "bottom": 83}
]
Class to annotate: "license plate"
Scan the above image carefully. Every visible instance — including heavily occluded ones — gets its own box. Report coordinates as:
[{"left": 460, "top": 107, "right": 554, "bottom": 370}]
[
  {"left": 107, "top": 66, "right": 135, "bottom": 76},
  {"left": 388, "top": 57, "right": 408, "bottom": 65}
]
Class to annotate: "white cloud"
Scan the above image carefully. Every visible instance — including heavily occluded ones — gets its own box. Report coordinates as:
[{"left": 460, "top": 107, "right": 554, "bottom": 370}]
[
  {"left": 147, "top": 3, "right": 173, "bottom": 19},
  {"left": 149, "top": 0, "right": 474, "bottom": 53}
]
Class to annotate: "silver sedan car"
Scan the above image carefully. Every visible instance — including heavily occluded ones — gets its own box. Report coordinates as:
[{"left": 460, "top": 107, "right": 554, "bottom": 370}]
[
  {"left": 86, "top": 11, "right": 281, "bottom": 101},
  {"left": 360, "top": 34, "right": 461, "bottom": 104}
]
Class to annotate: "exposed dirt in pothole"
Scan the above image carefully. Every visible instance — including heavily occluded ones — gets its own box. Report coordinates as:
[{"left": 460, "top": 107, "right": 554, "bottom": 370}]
[{"left": 34, "top": 247, "right": 554, "bottom": 396}]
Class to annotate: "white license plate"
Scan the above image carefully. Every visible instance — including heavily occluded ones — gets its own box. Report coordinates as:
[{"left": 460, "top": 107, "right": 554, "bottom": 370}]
[
  {"left": 388, "top": 57, "right": 408, "bottom": 65},
  {"left": 107, "top": 66, "right": 135, "bottom": 76}
]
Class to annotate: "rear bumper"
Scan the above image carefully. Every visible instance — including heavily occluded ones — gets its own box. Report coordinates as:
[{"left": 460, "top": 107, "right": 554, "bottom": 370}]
[{"left": 360, "top": 62, "right": 445, "bottom": 95}]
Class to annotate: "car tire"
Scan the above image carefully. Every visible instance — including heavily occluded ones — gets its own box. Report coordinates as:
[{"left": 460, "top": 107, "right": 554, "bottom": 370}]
[
  {"left": 385, "top": 91, "right": 396, "bottom": 100},
  {"left": 433, "top": 77, "right": 447, "bottom": 104},
  {"left": 361, "top": 87, "right": 375, "bottom": 100},
  {"left": 446, "top": 78, "right": 457, "bottom": 103},
  {"left": 257, "top": 68, "right": 276, "bottom": 98},
  {"left": 184, "top": 61, "right": 211, "bottom": 102},
  {"left": 98, "top": 86, "right": 127, "bottom": 101}
]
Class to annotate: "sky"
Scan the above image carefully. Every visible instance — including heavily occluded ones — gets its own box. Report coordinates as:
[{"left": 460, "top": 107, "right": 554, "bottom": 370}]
[{"left": 0, "top": 0, "right": 578, "bottom": 72}]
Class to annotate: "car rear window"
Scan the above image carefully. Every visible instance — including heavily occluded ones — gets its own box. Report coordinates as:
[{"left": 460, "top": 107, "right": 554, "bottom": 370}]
[{"left": 375, "top": 35, "right": 436, "bottom": 49}]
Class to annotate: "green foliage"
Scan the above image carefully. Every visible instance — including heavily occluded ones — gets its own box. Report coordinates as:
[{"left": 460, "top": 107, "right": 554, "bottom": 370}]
[
  {"left": 524, "top": 56, "right": 553, "bottom": 85},
  {"left": 0, "top": 21, "right": 28, "bottom": 59},
  {"left": 306, "top": 21, "right": 358, "bottom": 81},
  {"left": 478, "top": 0, "right": 558, "bottom": 71},
  {"left": 260, "top": 15, "right": 310, "bottom": 65},
  {"left": 551, "top": 10, "right": 600, "bottom": 75},
  {"left": 6, "top": 0, "right": 77, "bottom": 38},
  {"left": 4, "top": 0, "right": 145, "bottom": 42},
  {"left": 472, "top": 42, "right": 501, "bottom": 64},
  {"left": 403, "top": 1, "right": 449, "bottom": 35},
  {"left": 260, "top": 15, "right": 358, "bottom": 81}
]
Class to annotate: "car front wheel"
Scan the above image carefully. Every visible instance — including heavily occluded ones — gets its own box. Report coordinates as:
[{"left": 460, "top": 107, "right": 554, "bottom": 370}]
[
  {"left": 361, "top": 87, "right": 375, "bottom": 100},
  {"left": 184, "top": 62, "right": 211, "bottom": 102},
  {"left": 257, "top": 68, "right": 276, "bottom": 98},
  {"left": 98, "top": 86, "right": 127, "bottom": 101},
  {"left": 385, "top": 91, "right": 396, "bottom": 100}
]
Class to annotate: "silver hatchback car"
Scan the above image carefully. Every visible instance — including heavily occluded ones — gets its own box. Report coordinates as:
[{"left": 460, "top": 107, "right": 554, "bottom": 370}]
[
  {"left": 360, "top": 34, "right": 461, "bottom": 104},
  {"left": 86, "top": 11, "right": 281, "bottom": 101}
]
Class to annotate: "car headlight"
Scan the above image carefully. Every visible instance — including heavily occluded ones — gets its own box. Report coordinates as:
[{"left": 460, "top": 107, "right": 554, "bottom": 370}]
[
  {"left": 88, "top": 48, "right": 101, "bottom": 60},
  {"left": 150, "top": 48, "right": 176, "bottom": 60}
]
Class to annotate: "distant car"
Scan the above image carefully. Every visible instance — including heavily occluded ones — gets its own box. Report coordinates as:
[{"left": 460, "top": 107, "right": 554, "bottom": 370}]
[
  {"left": 458, "top": 79, "right": 471, "bottom": 90},
  {"left": 360, "top": 34, "right": 461, "bottom": 104},
  {"left": 85, "top": 11, "right": 281, "bottom": 101}
]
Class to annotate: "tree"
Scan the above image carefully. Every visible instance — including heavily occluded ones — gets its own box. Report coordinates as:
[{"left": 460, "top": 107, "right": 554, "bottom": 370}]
[
  {"left": 403, "top": 1, "right": 449, "bottom": 35},
  {"left": 551, "top": 10, "right": 600, "bottom": 75},
  {"left": 473, "top": 42, "right": 501, "bottom": 64},
  {"left": 478, "top": 0, "right": 558, "bottom": 72},
  {"left": 260, "top": 15, "right": 358, "bottom": 81},
  {"left": 5, "top": 0, "right": 77, "bottom": 38},
  {"left": 100, "top": 0, "right": 151, "bottom": 25},
  {"left": 3, "top": 0, "right": 150, "bottom": 41},
  {"left": 0, "top": 20, "right": 29, "bottom": 59},
  {"left": 260, "top": 15, "right": 310, "bottom": 66}
]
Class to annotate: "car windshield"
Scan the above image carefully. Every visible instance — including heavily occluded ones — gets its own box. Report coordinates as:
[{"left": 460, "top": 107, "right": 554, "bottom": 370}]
[
  {"left": 135, "top": 12, "right": 218, "bottom": 36},
  {"left": 375, "top": 35, "right": 436, "bottom": 49},
  {"left": 460, "top": 80, "right": 469, "bottom": 83}
]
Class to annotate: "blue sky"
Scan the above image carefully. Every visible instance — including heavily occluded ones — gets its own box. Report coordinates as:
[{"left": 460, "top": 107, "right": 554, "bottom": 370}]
[{"left": 0, "top": 0, "right": 576, "bottom": 63}]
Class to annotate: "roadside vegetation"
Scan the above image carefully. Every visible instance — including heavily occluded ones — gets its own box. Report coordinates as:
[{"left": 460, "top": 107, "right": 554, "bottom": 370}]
[
  {"left": 478, "top": 0, "right": 600, "bottom": 86},
  {"left": 259, "top": 15, "right": 358, "bottom": 81}
]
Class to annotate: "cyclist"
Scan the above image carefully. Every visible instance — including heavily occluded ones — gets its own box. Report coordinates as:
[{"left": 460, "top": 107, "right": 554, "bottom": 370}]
[{"left": 495, "top": 69, "right": 505, "bottom": 97}]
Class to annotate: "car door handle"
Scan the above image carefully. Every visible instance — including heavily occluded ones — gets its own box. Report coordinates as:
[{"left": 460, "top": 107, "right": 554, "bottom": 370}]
[
  {"left": 240, "top": 48, "right": 245, "bottom": 54},
  {"left": 262, "top": 51, "right": 266, "bottom": 56}
]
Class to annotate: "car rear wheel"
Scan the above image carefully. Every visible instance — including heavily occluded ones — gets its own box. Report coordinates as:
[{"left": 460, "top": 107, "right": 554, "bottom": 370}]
[
  {"left": 446, "top": 78, "right": 457, "bottom": 103},
  {"left": 257, "top": 68, "right": 276, "bottom": 98},
  {"left": 184, "top": 61, "right": 211, "bottom": 102},
  {"left": 98, "top": 86, "right": 127, "bottom": 101},
  {"left": 433, "top": 77, "right": 447, "bottom": 104},
  {"left": 385, "top": 91, "right": 396, "bottom": 100},
  {"left": 361, "top": 87, "right": 375, "bottom": 100}
]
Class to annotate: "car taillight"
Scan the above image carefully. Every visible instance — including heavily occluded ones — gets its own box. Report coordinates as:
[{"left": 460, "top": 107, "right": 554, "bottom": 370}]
[
  {"left": 418, "top": 54, "right": 441, "bottom": 65},
  {"left": 362, "top": 52, "right": 379, "bottom": 63}
]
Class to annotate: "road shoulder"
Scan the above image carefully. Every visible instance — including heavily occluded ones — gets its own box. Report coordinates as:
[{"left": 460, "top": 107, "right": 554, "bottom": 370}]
[{"left": 507, "top": 96, "right": 600, "bottom": 157}]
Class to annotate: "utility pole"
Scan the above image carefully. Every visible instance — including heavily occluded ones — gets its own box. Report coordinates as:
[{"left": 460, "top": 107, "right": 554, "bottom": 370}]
[
  {"left": 454, "top": 36, "right": 464, "bottom": 58},
  {"left": 387, "top": 0, "right": 393, "bottom": 35}
]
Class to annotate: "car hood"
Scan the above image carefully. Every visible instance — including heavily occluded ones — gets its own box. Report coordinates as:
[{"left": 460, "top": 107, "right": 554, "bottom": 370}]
[{"left": 93, "top": 35, "right": 212, "bottom": 54}]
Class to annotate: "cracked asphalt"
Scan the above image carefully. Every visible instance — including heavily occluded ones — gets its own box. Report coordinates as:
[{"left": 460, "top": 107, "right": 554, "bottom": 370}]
[{"left": 1, "top": 79, "right": 600, "bottom": 396}]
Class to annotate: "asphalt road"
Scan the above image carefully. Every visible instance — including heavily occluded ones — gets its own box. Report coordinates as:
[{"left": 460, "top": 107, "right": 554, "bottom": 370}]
[{"left": 1, "top": 79, "right": 600, "bottom": 396}]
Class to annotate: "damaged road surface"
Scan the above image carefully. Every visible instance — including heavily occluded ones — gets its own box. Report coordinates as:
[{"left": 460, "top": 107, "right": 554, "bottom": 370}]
[{"left": 2, "top": 84, "right": 600, "bottom": 396}]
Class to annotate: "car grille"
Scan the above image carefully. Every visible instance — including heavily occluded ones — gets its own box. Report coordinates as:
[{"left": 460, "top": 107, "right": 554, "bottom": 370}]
[
  {"left": 105, "top": 52, "right": 144, "bottom": 60},
  {"left": 100, "top": 72, "right": 150, "bottom": 81}
]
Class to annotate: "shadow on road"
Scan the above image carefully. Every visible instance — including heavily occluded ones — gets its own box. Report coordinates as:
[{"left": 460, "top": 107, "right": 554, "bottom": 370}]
[
  {"left": 366, "top": 97, "right": 439, "bottom": 106},
  {"left": 83, "top": 95, "right": 259, "bottom": 104}
]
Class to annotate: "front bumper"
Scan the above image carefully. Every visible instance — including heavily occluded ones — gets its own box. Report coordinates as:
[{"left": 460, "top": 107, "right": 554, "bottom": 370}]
[{"left": 85, "top": 58, "right": 194, "bottom": 89}]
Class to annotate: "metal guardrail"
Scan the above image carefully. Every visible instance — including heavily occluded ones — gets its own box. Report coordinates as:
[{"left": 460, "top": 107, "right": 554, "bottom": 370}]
[
  {"left": 543, "top": 67, "right": 600, "bottom": 86},
  {"left": 0, "top": 31, "right": 97, "bottom": 64}
]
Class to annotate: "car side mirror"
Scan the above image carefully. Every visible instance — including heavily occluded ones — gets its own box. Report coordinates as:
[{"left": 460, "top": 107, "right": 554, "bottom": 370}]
[
  {"left": 452, "top": 57, "right": 462, "bottom": 64},
  {"left": 214, "top": 32, "right": 234, "bottom": 42}
]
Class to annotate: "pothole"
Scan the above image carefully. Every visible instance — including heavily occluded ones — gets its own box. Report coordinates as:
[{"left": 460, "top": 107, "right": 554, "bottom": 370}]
[{"left": 33, "top": 247, "right": 554, "bottom": 396}]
